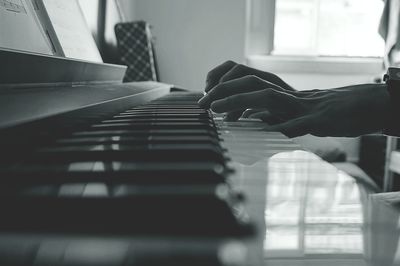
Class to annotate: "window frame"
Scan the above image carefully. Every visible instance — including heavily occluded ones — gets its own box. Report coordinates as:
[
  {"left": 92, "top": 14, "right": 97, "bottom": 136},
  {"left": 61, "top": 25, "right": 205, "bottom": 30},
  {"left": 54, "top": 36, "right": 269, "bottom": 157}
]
[{"left": 246, "top": 0, "right": 384, "bottom": 75}]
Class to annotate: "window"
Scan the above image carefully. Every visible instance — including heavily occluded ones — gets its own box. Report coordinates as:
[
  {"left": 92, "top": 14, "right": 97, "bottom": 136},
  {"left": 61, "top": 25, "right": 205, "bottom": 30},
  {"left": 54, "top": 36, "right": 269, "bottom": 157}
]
[
  {"left": 273, "top": 0, "right": 384, "bottom": 57},
  {"left": 246, "top": 0, "right": 385, "bottom": 76}
]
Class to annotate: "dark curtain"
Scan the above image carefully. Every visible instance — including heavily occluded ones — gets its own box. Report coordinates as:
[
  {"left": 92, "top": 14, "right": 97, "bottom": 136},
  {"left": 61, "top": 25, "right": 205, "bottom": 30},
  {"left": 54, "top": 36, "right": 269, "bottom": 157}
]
[{"left": 96, "top": 0, "right": 123, "bottom": 64}]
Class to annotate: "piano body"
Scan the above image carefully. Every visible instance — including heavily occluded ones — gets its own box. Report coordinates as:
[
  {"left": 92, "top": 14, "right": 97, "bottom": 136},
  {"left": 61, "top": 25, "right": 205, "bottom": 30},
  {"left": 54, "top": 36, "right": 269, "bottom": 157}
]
[{"left": 1, "top": 49, "right": 400, "bottom": 266}]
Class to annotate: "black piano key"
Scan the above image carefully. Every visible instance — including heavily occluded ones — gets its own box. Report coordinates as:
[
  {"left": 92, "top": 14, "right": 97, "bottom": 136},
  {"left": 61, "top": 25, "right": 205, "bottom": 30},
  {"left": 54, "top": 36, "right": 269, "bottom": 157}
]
[
  {"left": 107, "top": 116, "right": 211, "bottom": 121},
  {"left": 0, "top": 196, "right": 254, "bottom": 236},
  {"left": 0, "top": 161, "right": 227, "bottom": 185},
  {"left": 152, "top": 98, "right": 203, "bottom": 102},
  {"left": 120, "top": 110, "right": 207, "bottom": 115},
  {"left": 72, "top": 129, "right": 219, "bottom": 138},
  {"left": 54, "top": 135, "right": 219, "bottom": 146},
  {"left": 100, "top": 118, "right": 212, "bottom": 125},
  {"left": 131, "top": 104, "right": 201, "bottom": 108},
  {"left": 91, "top": 122, "right": 214, "bottom": 130},
  {"left": 9, "top": 183, "right": 236, "bottom": 200},
  {"left": 31, "top": 145, "right": 227, "bottom": 164},
  {"left": 0, "top": 182, "right": 233, "bottom": 199},
  {"left": 113, "top": 113, "right": 210, "bottom": 119},
  {"left": 38, "top": 143, "right": 224, "bottom": 152}
]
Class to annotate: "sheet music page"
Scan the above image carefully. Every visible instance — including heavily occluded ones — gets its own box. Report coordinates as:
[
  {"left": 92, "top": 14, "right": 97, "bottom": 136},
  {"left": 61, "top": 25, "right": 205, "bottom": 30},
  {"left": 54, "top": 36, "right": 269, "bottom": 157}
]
[
  {"left": 0, "top": 0, "right": 53, "bottom": 55},
  {"left": 40, "top": 0, "right": 103, "bottom": 62}
]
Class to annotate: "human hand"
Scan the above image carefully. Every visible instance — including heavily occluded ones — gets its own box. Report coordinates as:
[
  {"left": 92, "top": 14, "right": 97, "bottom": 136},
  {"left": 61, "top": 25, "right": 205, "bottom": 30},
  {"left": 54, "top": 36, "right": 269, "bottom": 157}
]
[
  {"left": 201, "top": 61, "right": 296, "bottom": 121},
  {"left": 202, "top": 61, "right": 295, "bottom": 121},
  {"left": 199, "top": 80, "right": 390, "bottom": 138},
  {"left": 204, "top": 60, "right": 295, "bottom": 92}
]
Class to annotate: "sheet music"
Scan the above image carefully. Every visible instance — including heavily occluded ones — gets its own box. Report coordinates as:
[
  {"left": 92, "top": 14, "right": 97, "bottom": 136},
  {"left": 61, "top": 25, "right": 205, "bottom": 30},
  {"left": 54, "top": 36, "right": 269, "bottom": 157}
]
[
  {"left": 0, "top": 0, "right": 27, "bottom": 13},
  {"left": 0, "top": 0, "right": 53, "bottom": 55},
  {"left": 40, "top": 0, "right": 103, "bottom": 62}
]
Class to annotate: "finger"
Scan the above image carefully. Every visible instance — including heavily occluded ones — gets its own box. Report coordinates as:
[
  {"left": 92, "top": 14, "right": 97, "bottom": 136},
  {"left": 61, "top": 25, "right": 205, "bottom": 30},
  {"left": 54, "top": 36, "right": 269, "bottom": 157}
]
[
  {"left": 266, "top": 116, "right": 315, "bottom": 138},
  {"left": 220, "top": 65, "right": 289, "bottom": 94},
  {"left": 245, "top": 111, "right": 282, "bottom": 125},
  {"left": 221, "top": 66, "right": 288, "bottom": 93},
  {"left": 220, "top": 64, "right": 295, "bottom": 92},
  {"left": 256, "top": 72, "right": 295, "bottom": 92},
  {"left": 242, "top": 108, "right": 266, "bottom": 118},
  {"left": 210, "top": 88, "right": 305, "bottom": 115},
  {"left": 210, "top": 89, "right": 268, "bottom": 113},
  {"left": 219, "top": 64, "right": 254, "bottom": 83},
  {"left": 248, "top": 111, "right": 282, "bottom": 125},
  {"left": 205, "top": 60, "right": 237, "bottom": 92},
  {"left": 199, "top": 75, "right": 265, "bottom": 108},
  {"left": 223, "top": 110, "right": 244, "bottom": 122}
]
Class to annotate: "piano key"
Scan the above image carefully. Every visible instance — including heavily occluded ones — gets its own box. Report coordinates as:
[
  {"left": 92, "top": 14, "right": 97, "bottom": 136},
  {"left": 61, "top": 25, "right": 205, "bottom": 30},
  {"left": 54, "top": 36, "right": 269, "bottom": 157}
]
[
  {"left": 113, "top": 113, "right": 210, "bottom": 119},
  {"left": 54, "top": 135, "right": 219, "bottom": 145},
  {"left": 121, "top": 110, "right": 207, "bottom": 114},
  {"left": 1, "top": 182, "right": 228, "bottom": 198},
  {"left": 30, "top": 147, "right": 227, "bottom": 165},
  {"left": 110, "top": 183, "right": 232, "bottom": 198},
  {"left": 82, "top": 183, "right": 109, "bottom": 197},
  {"left": 3, "top": 183, "right": 236, "bottom": 200},
  {"left": 20, "top": 183, "right": 234, "bottom": 198},
  {"left": 38, "top": 143, "right": 224, "bottom": 152},
  {"left": 72, "top": 129, "right": 219, "bottom": 138},
  {"left": 101, "top": 118, "right": 212, "bottom": 124},
  {"left": 0, "top": 197, "right": 253, "bottom": 236},
  {"left": 130, "top": 104, "right": 202, "bottom": 108},
  {"left": 58, "top": 183, "right": 85, "bottom": 197},
  {"left": 90, "top": 122, "right": 214, "bottom": 130},
  {"left": 0, "top": 161, "right": 228, "bottom": 185}
]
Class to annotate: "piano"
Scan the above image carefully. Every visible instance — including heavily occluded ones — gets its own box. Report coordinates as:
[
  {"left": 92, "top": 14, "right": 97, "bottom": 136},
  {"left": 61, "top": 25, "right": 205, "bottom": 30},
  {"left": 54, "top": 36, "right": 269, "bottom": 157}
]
[{"left": 2, "top": 45, "right": 400, "bottom": 266}]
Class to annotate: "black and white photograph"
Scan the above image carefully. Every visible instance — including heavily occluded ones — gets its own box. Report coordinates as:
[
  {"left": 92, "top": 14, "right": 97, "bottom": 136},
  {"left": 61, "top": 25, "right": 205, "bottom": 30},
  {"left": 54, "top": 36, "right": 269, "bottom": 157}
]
[{"left": 0, "top": 0, "right": 400, "bottom": 265}]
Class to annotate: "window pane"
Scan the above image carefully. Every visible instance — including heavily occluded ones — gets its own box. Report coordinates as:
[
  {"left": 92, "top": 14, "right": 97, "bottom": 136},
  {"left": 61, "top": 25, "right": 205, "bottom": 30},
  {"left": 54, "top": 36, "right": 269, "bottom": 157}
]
[
  {"left": 274, "top": 0, "right": 317, "bottom": 55},
  {"left": 274, "top": 0, "right": 384, "bottom": 57}
]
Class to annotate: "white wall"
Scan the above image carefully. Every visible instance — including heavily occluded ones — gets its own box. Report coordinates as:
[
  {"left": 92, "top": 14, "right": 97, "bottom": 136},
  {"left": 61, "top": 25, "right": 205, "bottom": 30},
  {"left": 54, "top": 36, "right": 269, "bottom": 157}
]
[{"left": 128, "top": 0, "right": 247, "bottom": 90}]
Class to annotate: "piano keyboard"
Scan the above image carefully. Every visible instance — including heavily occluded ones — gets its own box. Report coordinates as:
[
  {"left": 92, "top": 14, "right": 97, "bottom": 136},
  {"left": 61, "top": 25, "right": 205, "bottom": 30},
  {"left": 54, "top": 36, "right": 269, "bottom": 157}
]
[{"left": 0, "top": 92, "right": 254, "bottom": 265}]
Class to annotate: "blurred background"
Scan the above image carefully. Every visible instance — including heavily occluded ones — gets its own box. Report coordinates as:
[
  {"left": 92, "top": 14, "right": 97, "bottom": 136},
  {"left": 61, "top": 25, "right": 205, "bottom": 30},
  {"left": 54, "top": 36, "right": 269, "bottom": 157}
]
[{"left": 78, "top": 0, "right": 385, "bottom": 90}]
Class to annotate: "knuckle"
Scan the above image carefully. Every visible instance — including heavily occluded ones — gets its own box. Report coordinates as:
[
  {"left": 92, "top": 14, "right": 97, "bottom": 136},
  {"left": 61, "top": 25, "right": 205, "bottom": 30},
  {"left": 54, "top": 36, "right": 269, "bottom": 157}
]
[
  {"left": 206, "top": 70, "right": 216, "bottom": 81},
  {"left": 219, "top": 63, "right": 243, "bottom": 82},
  {"left": 245, "top": 75, "right": 262, "bottom": 85},
  {"left": 233, "top": 64, "right": 247, "bottom": 73},
  {"left": 207, "top": 60, "right": 237, "bottom": 81},
  {"left": 225, "top": 60, "right": 237, "bottom": 66}
]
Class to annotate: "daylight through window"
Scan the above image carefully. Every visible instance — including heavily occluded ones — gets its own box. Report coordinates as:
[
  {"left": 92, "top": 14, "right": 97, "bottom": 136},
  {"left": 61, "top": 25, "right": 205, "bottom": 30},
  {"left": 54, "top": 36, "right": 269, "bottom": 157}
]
[{"left": 273, "top": 0, "right": 384, "bottom": 57}]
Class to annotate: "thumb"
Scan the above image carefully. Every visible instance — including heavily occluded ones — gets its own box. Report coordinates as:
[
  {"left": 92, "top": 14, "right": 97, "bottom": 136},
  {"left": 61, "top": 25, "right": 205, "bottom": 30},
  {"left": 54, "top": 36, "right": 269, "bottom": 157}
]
[
  {"left": 264, "top": 116, "right": 315, "bottom": 138},
  {"left": 224, "top": 110, "right": 245, "bottom": 121}
]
